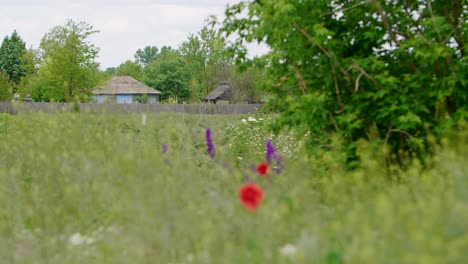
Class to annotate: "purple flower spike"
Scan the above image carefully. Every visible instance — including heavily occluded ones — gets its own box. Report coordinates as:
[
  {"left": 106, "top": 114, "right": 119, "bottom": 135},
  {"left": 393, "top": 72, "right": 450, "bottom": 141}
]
[
  {"left": 205, "top": 128, "right": 215, "bottom": 158},
  {"left": 266, "top": 139, "right": 276, "bottom": 164},
  {"left": 162, "top": 144, "right": 168, "bottom": 154},
  {"left": 274, "top": 154, "right": 284, "bottom": 174}
]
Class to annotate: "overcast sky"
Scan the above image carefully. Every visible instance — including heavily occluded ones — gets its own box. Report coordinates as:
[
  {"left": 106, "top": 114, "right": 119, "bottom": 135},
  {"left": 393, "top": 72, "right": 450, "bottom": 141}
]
[{"left": 0, "top": 0, "right": 249, "bottom": 69}]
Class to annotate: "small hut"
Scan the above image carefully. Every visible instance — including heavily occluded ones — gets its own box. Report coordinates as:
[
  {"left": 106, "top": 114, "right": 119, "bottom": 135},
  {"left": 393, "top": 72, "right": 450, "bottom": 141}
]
[
  {"left": 93, "top": 76, "right": 161, "bottom": 104},
  {"left": 203, "top": 82, "right": 233, "bottom": 104}
]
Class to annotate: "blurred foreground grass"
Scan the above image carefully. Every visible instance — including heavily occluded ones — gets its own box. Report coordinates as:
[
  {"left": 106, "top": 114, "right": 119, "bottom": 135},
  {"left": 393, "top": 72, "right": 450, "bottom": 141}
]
[{"left": 0, "top": 112, "right": 466, "bottom": 263}]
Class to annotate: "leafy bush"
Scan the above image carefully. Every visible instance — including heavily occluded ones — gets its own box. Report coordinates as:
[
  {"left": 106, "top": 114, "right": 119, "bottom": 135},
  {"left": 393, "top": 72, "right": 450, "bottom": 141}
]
[{"left": 221, "top": 0, "right": 467, "bottom": 166}]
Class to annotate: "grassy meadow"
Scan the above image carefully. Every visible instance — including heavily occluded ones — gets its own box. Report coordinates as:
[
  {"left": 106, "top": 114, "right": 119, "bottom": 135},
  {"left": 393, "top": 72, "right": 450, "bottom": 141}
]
[{"left": 0, "top": 112, "right": 466, "bottom": 263}]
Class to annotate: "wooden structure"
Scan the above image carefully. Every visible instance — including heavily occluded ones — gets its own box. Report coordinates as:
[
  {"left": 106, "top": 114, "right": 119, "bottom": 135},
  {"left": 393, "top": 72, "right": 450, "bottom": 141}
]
[
  {"left": 93, "top": 76, "right": 161, "bottom": 104},
  {"left": 203, "top": 82, "right": 233, "bottom": 104}
]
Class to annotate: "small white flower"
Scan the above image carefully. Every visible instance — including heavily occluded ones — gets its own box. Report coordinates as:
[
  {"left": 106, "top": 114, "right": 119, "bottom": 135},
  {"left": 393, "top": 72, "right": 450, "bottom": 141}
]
[
  {"left": 279, "top": 244, "right": 297, "bottom": 257},
  {"left": 69, "top": 233, "right": 94, "bottom": 246},
  {"left": 237, "top": 156, "right": 243, "bottom": 160},
  {"left": 241, "top": 119, "right": 247, "bottom": 123},
  {"left": 248, "top": 116, "right": 257, "bottom": 122}
]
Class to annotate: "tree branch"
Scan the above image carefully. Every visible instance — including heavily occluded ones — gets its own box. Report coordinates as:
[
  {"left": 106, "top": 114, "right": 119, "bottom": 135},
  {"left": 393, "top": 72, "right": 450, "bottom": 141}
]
[
  {"left": 349, "top": 64, "right": 386, "bottom": 90},
  {"left": 372, "top": 0, "right": 400, "bottom": 47},
  {"left": 292, "top": 65, "right": 308, "bottom": 95}
]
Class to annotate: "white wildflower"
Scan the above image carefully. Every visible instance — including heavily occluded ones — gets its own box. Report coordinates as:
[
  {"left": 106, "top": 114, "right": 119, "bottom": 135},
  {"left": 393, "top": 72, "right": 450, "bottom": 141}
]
[
  {"left": 279, "top": 244, "right": 298, "bottom": 257},
  {"left": 248, "top": 116, "right": 257, "bottom": 122},
  {"left": 237, "top": 156, "right": 243, "bottom": 160},
  {"left": 241, "top": 119, "right": 247, "bottom": 123},
  {"left": 69, "top": 233, "right": 94, "bottom": 246}
]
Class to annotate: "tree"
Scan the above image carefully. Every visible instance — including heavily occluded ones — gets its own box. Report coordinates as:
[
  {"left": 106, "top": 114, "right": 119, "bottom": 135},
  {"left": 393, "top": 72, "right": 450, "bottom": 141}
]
[
  {"left": 180, "top": 26, "right": 232, "bottom": 101},
  {"left": 116, "top": 60, "right": 143, "bottom": 81},
  {"left": 134, "top": 46, "right": 159, "bottom": 66},
  {"left": 0, "top": 30, "right": 27, "bottom": 85},
  {"left": 33, "top": 20, "right": 100, "bottom": 102},
  {"left": 16, "top": 48, "right": 40, "bottom": 98},
  {"left": 221, "top": 0, "right": 467, "bottom": 165},
  {"left": 231, "top": 66, "right": 265, "bottom": 103},
  {"left": 0, "top": 71, "right": 13, "bottom": 101},
  {"left": 144, "top": 49, "right": 192, "bottom": 103}
]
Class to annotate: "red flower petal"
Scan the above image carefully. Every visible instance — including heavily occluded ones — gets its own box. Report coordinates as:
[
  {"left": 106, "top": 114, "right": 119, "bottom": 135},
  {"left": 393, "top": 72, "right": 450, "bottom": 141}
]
[
  {"left": 256, "top": 162, "right": 269, "bottom": 176},
  {"left": 239, "top": 183, "right": 264, "bottom": 211}
]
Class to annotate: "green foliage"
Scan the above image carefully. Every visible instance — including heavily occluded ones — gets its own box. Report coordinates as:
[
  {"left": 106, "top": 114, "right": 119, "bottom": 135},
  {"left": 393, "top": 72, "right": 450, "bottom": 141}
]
[
  {"left": 144, "top": 48, "right": 192, "bottom": 102},
  {"left": 16, "top": 48, "right": 40, "bottom": 99},
  {"left": 134, "top": 46, "right": 159, "bottom": 66},
  {"left": 0, "top": 71, "right": 13, "bottom": 101},
  {"left": 0, "top": 113, "right": 466, "bottom": 263},
  {"left": 221, "top": 0, "right": 468, "bottom": 165},
  {"left": 33, "top": 20, "right": 100, "bottom": 102},
  {"left": 115, "top": 60, "right": 143, "bottom": 81},
  {"left": 0, "top": 30, "right": 26, "bottom": 84},
  {"left": 180, "top": 26, "right": 232, "bottom": 101}
]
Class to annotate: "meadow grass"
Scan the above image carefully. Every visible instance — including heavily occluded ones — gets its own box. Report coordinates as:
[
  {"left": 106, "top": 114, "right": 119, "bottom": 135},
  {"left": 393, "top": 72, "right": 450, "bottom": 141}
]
[{"left": 0, "top": 112, "right": 466, "bottom": 263}]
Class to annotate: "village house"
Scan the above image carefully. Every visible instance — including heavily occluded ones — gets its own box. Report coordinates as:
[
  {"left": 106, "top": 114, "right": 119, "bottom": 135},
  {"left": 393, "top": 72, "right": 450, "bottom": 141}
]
[{"left": 93, "top": 76, "right": 161, "bottom": 104}]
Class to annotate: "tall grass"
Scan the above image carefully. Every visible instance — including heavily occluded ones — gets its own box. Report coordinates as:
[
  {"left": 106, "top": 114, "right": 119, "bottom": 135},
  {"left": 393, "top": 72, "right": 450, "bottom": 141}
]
[{"left": 0, "top": 112, "right": 466, "bottom": 263}]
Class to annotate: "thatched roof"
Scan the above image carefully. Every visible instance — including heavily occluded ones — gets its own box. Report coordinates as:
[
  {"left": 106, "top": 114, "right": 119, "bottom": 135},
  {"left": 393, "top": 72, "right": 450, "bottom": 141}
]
[
  {"left": 203, "top": 82, "right": 232, "bottom": 101},
  {"left": 94, "top": 76, "right": 161, "bottom": 95}
]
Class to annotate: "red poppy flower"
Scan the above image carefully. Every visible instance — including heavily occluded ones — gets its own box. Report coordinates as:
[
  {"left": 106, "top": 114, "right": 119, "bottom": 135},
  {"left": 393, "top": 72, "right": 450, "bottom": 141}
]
[
  {"left": 256, "top": 162, "right": 269, "bottom": 176},
  {"left": 239, "top": 183, "right": 264, "bottom": 211}
]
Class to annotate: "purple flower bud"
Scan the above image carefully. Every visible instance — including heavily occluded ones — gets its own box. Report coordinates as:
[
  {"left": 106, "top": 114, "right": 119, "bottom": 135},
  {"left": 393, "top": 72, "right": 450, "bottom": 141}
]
[
  {"left": 266, "top": 139, "right": 275, "bottom": 164},
  {"left": 250, "top": 163, "right": 256, "bottom": 173},
  {"left": 205, "top": 128, "right": 215, "bottom": 158},
  {"left": 244, "top": 175, "right": 253, "bottom": 183},
  {"left": 162, "top": 144, "right": 168, "bottom": 154}
]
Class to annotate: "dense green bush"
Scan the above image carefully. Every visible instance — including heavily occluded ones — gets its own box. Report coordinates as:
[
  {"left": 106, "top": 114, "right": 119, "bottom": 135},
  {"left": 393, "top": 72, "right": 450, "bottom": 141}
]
[{"left": 221, "top": 0, "right": 467, "bottom": 165}]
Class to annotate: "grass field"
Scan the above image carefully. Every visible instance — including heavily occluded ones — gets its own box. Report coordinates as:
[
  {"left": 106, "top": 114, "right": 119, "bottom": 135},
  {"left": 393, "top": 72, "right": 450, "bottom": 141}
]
[{"left": 0, "top": 112, "right": 466, "bottom": 263}]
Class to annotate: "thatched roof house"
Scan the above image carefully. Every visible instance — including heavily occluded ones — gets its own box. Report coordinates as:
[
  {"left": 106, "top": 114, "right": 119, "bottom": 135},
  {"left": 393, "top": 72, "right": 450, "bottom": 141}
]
[
  {"left": 203, "top": 82, "right": 233, "bottom": 103},
  {"left": 93, "top": 76, "right": 161, "bottom": 104}
]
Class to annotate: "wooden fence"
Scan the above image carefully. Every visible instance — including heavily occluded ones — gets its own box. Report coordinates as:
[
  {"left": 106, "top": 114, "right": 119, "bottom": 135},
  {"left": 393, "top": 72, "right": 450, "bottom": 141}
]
[{"left": 0, "top": 102, "right": 262, "bottom": 115}]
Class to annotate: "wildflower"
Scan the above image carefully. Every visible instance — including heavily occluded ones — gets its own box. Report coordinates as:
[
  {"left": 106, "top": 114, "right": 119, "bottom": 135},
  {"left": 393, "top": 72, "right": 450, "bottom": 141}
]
[
  {"left": 205, "top": 128, "right": 215, "bottom": 158},
  {"left": 250, "top": 163, "right": 256, "bottom": 173},
  {"left": 69, "top": 233, "right": 94, "bottom": 246},
  {"left": 239, "top": 183, "right": 263, "bottom": 211},
  {"left": 248, "top": 116, "right": 257, "bottom": 122},
  {"left": 256, "top": 162, "right": 269, "bottom": 176},
  {"left": 273, "top": 154, "right": 284, "bottom": 174},
  {"left": 266, "top": 139, "right": 275, "bottom": 164},
  {"left": 162, "top": 144, "right": 168, "bottom": 154},
  {"left": 279, "top": 244, "right": 297, "bottom": 256}
]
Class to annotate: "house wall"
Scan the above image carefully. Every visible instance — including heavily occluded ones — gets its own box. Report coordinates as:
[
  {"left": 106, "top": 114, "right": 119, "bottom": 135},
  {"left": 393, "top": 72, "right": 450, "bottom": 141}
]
[
  {"left": 93, "top": 94, "right": 159, "bottom": 104},
  {"left": 116, "top": 94, "right": 133, "bottom": 104}
]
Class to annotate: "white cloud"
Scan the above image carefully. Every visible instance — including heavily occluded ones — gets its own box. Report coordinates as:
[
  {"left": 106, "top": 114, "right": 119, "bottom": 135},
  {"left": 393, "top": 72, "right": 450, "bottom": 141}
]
[{"left": 0, "top": 0, "right": 242, "bottom": 68}]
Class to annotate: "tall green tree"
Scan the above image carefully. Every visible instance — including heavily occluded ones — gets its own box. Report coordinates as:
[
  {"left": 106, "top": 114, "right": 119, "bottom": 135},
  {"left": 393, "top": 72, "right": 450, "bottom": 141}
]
[
  {"left": 115, "top": 60, "right": 143, "bottom": 81},
  {"left": 0, "top": 30, "right": 27, "bottom": 85},
  {"left": 16, "top": 48, "right": 40, "bottom": 98},
  {"left": 0, "top": 71, "right": 13, "bottom": 101},
  {"left": 180, "top": 26, "right": 232, "bottom": 100},
  {"left": 134, "top": 46, "right": 159, "bottom": 66},
  {"left": 33, "top": 20, "right": 100, "bottom": 102},
  {"left": 144, "top": 49, "right": 192, "bottom": 103},
  {"left": 222, "top": 0, "right": 467, "bottom": 165}
]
